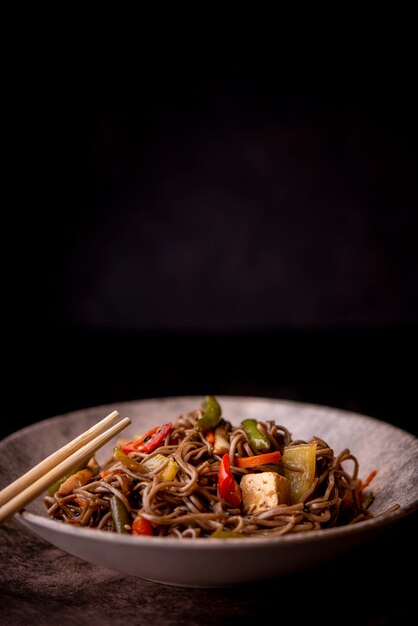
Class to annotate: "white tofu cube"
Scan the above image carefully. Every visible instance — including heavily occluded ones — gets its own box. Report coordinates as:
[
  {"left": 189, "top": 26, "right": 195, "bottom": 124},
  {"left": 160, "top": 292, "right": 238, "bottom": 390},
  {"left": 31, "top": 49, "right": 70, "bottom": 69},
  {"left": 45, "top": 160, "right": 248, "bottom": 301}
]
[{"left": 241, "top": 472, "right": 290, "bottom": 514}]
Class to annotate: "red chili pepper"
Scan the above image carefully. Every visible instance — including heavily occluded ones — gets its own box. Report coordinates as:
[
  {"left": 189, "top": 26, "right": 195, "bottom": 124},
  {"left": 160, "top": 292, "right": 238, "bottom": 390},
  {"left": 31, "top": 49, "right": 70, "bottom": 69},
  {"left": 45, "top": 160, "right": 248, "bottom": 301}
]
[
  {"left": 218, "top": 453, "right": 242, "bottom": 507},
  {"left": 122, "top": 423, "right": 173, "bottom": 454},
  {"left": 121, "top": 426, "right": 159, "bottom": 453},
  {"left": 132, "top": 515, "right": 154, "bottom": 536}
]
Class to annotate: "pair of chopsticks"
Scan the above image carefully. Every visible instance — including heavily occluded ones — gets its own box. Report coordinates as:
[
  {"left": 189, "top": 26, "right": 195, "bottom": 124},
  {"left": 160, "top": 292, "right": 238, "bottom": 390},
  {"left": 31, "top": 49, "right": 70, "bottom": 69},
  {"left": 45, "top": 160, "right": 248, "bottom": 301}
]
[{"left": 0, "top": 411, "right": 131, "bottom": 525}]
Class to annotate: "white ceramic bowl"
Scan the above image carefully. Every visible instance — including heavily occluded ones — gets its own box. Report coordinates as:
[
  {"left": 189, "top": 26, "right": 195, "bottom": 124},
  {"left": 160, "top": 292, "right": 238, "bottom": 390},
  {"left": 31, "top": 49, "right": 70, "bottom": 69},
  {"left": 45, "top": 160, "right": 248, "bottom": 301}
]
[{"left": 1, "top": 396, "right": 417, "bottom": 587}]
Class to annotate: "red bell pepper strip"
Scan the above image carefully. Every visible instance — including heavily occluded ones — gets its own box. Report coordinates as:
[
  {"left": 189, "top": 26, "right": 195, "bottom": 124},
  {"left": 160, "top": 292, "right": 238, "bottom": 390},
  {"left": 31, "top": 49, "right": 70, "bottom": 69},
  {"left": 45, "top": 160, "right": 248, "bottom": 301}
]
[
  {"left": 122, "top": 423, "right": 173, "bottom": 454},
  {"left": 218, "top": 453, "right": 242, "bottom": 507},
  {"left": 132, "top": 515, "right": 154, "bottom": 536}
]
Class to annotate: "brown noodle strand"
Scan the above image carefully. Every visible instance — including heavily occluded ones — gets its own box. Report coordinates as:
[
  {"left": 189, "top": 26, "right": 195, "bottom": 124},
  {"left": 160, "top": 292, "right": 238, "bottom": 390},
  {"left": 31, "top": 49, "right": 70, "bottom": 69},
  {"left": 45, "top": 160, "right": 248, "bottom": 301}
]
[{"left": 44, "top": 404, "right": 395, "bottom": 538}]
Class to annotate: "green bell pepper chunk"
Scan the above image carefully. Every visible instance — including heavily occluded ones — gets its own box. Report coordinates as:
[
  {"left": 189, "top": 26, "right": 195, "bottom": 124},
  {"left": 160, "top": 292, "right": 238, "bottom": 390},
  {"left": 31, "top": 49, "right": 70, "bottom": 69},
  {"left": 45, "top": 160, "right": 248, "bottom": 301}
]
[
  {"left": 194, "top": 396, "right": 222, "bottom": 432},
  {"left": 241, "top": 419, "right": 271, "bottom": 452},
  {"left": 113, "top": 446, "right": 147, "bottom": 473},
  {"left": 210, "top": 529, "right": 243, "bottom": 538}
]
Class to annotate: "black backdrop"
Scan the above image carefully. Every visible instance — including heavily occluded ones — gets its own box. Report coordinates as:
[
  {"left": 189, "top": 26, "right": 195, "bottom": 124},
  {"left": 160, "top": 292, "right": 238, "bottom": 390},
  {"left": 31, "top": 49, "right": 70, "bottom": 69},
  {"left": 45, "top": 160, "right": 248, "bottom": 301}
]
[{"left": 3, "top": 54, "right": 417, "bottom": 440}]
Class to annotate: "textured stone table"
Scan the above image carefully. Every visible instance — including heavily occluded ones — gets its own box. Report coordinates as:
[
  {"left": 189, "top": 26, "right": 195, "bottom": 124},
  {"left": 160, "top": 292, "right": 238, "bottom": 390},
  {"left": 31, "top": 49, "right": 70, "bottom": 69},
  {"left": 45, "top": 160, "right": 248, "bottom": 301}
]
[{"left": 1, "top": 510, "right": 416, "bottom": 626}]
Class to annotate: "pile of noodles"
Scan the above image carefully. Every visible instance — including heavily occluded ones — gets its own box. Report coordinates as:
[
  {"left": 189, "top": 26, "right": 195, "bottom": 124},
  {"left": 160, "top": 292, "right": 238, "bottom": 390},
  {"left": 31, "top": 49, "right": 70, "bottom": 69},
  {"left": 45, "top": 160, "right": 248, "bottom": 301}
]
[{"left": 44, "top": 407, "right": 391, "bottom": 538}]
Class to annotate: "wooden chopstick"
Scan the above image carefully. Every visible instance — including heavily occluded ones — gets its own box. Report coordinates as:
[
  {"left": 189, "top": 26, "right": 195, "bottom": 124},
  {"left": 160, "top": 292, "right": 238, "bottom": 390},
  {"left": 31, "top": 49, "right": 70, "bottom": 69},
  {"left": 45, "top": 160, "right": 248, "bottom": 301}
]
[
  {"left": 0, "top": 412, "right": 131, "bottom": 525},
  {"left": 0, "top": 410, "right": 121, "bottom": 507}
]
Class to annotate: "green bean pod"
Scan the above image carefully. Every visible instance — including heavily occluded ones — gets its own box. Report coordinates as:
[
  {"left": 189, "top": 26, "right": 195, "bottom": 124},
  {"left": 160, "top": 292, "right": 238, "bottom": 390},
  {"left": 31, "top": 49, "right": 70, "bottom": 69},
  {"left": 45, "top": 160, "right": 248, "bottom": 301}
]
[{"left": 110, "top": 495, "right": 130, "bottom": 533}]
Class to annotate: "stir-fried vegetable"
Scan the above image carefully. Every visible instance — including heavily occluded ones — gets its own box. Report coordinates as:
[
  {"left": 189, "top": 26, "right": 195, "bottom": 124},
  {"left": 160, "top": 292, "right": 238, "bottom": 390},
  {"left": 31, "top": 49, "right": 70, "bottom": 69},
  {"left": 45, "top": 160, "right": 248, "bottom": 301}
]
[
  {"left": 142, "top": 453, "right": 179, "bottom": 481},
  {"left": 113, "top": 447, "right": 147, "bottom": 472},
  {"left": 194, "top": 396, "right": 222, "bottom": 432},
  {"left": 110, "top": 496, "right": 130, "bottom": 533},
  {"left": 210, "top": 529, "right": 243, "bottom": 538},
  {"left": 44, "top": 396, "right": 385, "bottom": 539},
  {"left": 234, "top": 450, "right": 282, "bottom": 468},
  {"left": 283, "top": 442, "right": 317, "bottom": 503},
  {"left": 53, "top": 458, "right": 99, "bottom": 497},
  {"left": 132, "top": 515, "right": 153, "bottom": 536},
  {"left": 205, "top": 429, "right": 215, "bottom": 444},
  {"left": 159, "top": 459, "right": 178, "bottom": 481},
  {"left": 213, "top": 424, "right": 230, "bottom": 455},
  {"left": 241, "top": 419, "right": 271, "bottom": 452},
  {"left": 47, "top": 460, "right": 87, "bottom": 496},
  {"left": 218, "top": 453, "right": 242, "bottom": 506},
  {"left": 359, "top": 469, "right": 377, "bottom": 492},
  {"left": 122, "top": 423, "right": 173, "bottom": 455}
]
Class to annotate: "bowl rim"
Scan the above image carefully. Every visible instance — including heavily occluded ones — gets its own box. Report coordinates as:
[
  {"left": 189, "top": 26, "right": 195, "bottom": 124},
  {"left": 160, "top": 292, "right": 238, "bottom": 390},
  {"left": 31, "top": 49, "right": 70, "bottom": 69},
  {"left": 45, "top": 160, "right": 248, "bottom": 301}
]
[
  {"left": 17, "top": 496, "right": 417, "bottom": 551},
  {"left": 3, "top": 394, "right": 415, "bottom": 550}
]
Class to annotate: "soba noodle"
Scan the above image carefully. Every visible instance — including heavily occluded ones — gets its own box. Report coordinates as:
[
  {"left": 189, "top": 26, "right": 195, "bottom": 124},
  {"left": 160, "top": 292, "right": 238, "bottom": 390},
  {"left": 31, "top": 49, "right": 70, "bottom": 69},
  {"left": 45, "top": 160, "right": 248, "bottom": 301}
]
[{"left": 43, "top": 400, "right": 394, "bottom": 538}]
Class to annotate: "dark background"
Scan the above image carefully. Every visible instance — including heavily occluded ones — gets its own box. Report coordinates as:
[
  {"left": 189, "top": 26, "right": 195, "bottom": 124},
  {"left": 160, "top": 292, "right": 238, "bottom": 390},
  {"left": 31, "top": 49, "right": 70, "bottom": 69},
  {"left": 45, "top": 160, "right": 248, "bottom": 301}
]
[
  {"left": 1, "top": 41, "right": 418, "bottom": 626},
  {"left": 3, "top": 51, "right": 418, "bottom": 441}
]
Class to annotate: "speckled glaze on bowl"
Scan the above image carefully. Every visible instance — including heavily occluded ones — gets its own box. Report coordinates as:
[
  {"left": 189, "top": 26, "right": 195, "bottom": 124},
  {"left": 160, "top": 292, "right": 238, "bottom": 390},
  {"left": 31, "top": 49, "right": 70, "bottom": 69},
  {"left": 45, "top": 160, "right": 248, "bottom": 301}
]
[{"left": 1, "top": 397, "right": 417, "bottom": 587}]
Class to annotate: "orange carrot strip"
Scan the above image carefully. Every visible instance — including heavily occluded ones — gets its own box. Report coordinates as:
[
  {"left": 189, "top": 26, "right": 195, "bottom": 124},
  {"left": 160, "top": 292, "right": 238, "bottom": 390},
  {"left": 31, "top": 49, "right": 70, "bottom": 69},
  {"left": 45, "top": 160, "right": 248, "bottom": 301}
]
[
  {"left": 100, "top": 469, "right": 124, "bottom": 478},
  {"left": 74, "top": 497, "right": 100, "bottom": 511},
  {"left": 205, "top": 429, "right": 215, "bottom": 444},
  {"left": 234, "top": 450, "right": 282, "bottom": 468},
  {"left": 360, "top": 469, "right": 378, "bottom": 491}
]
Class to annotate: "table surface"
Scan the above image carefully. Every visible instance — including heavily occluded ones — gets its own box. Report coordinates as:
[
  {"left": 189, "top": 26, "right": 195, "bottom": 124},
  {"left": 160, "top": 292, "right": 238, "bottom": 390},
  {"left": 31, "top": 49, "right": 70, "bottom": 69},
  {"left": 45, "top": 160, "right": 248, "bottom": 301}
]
[{"left": 1, "top": 509, "right": 417, "bottom": 626}]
